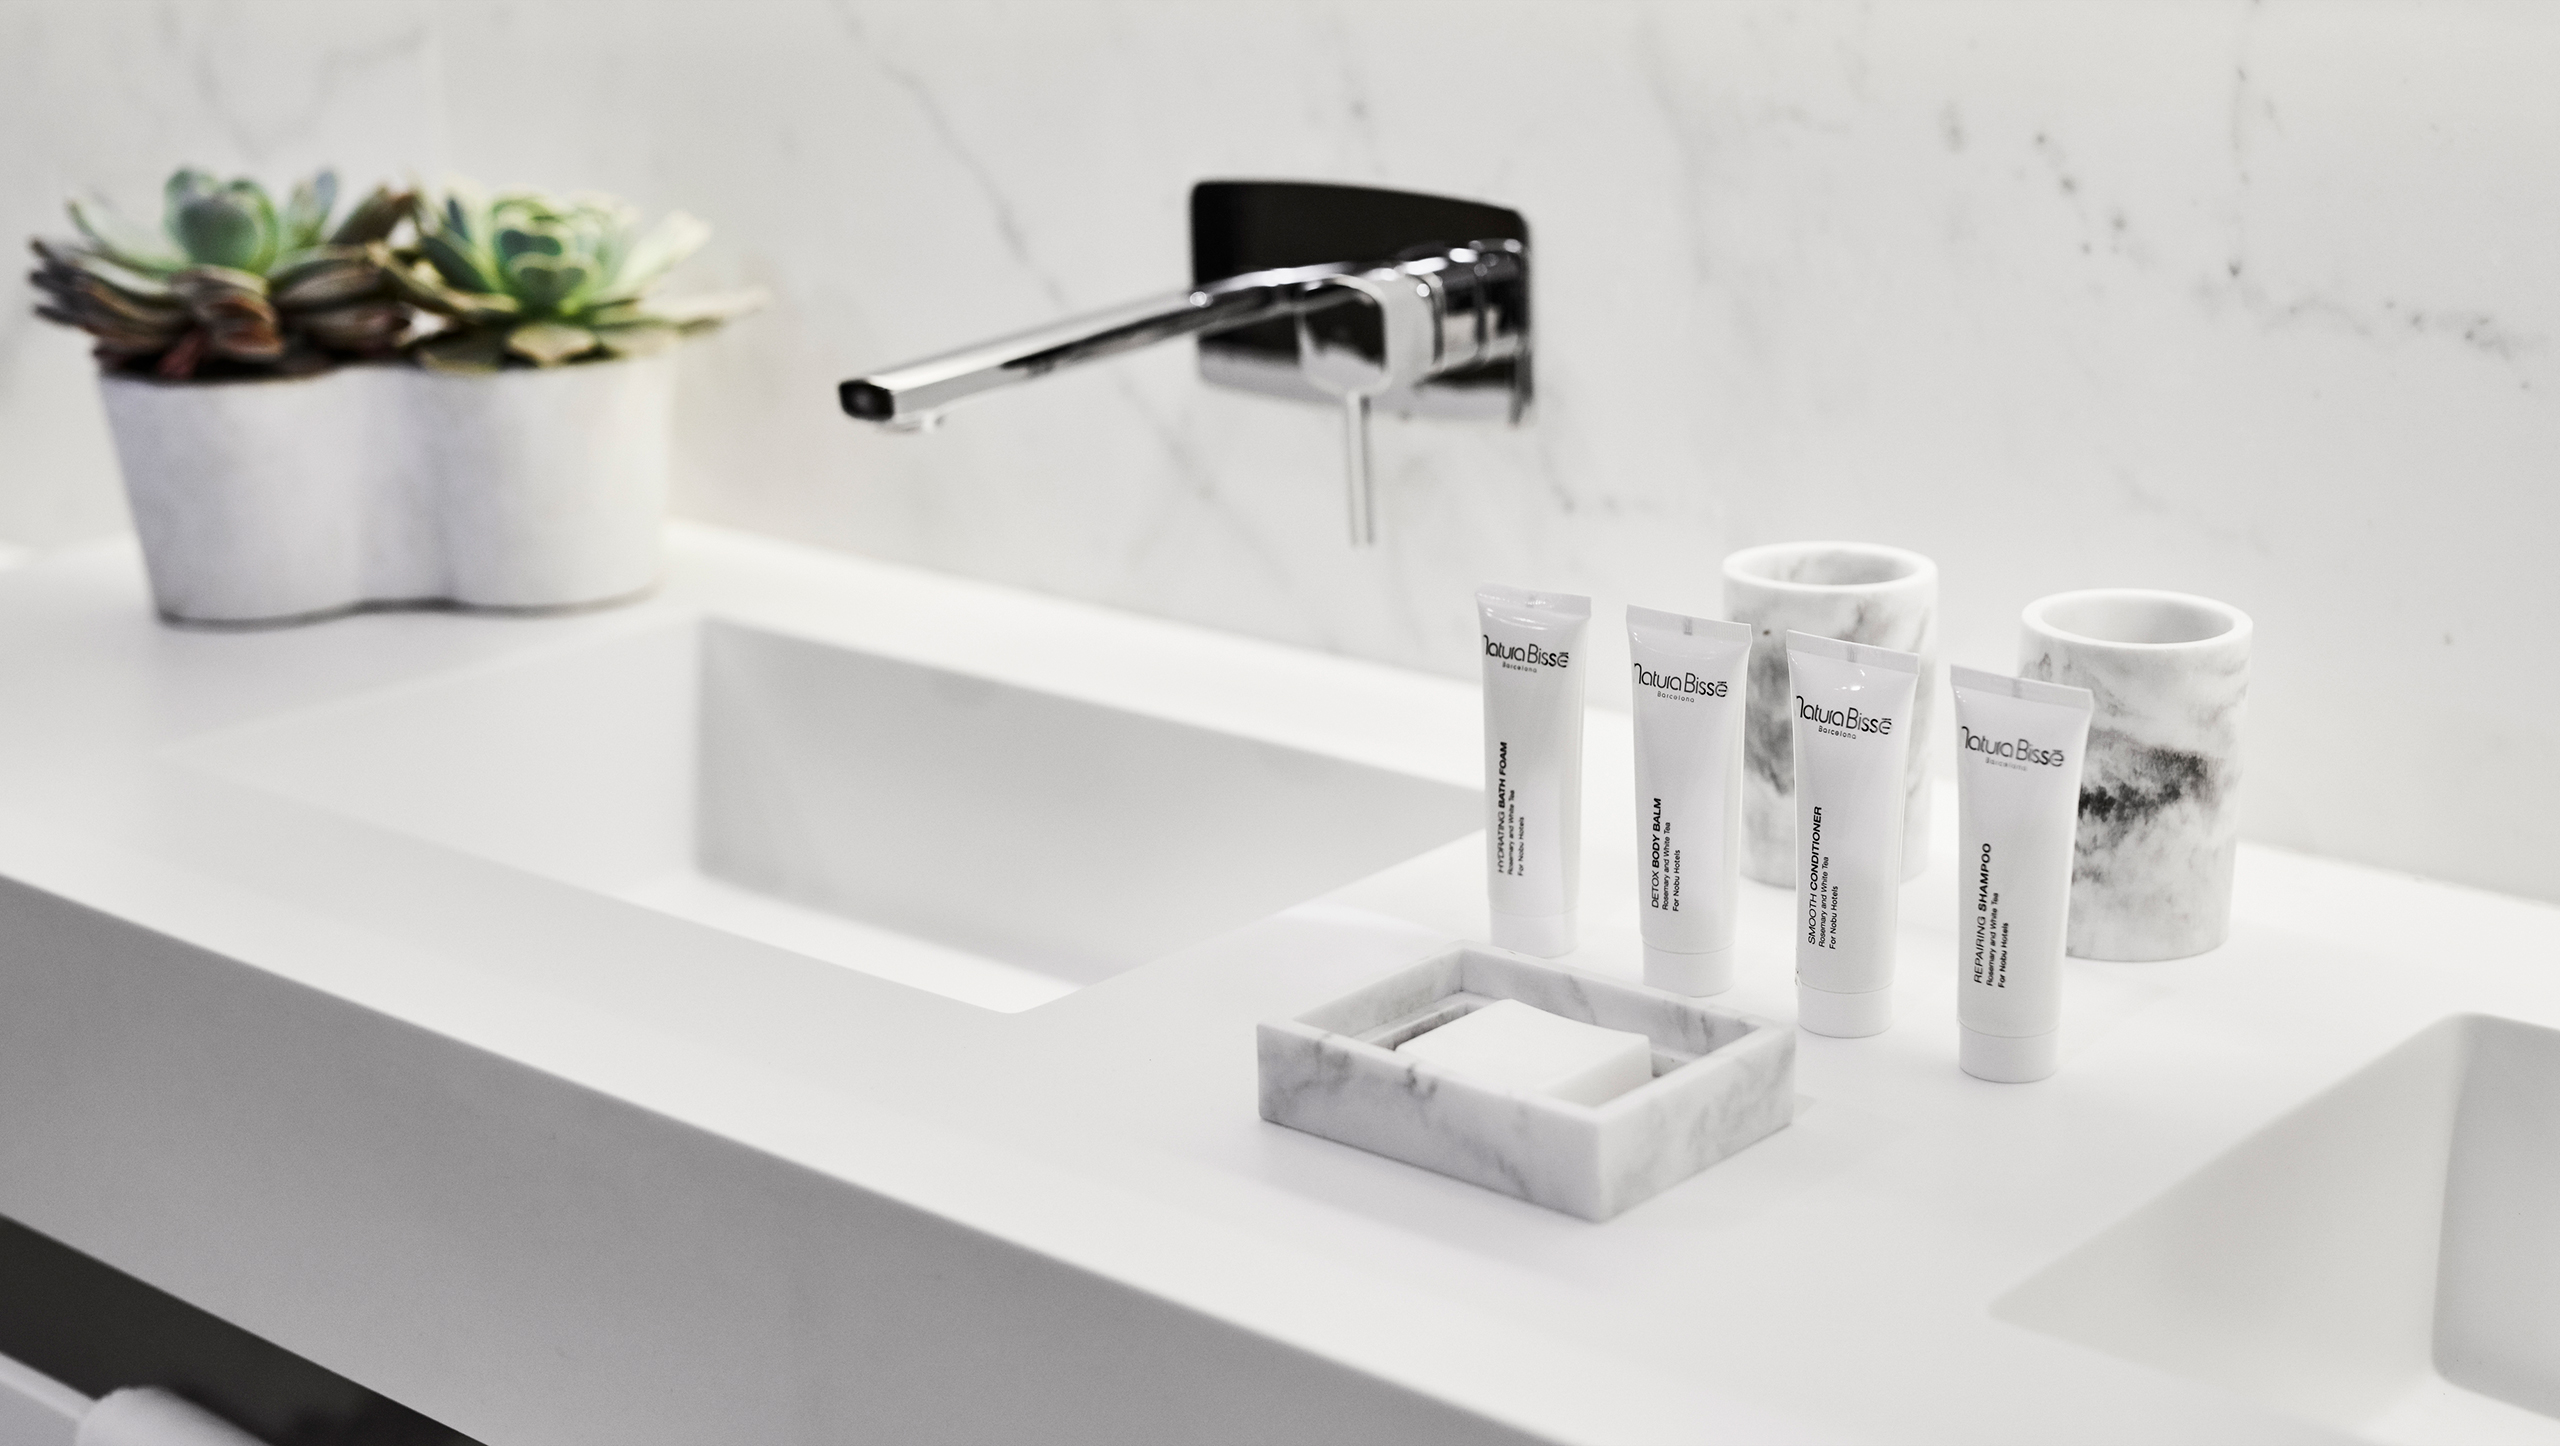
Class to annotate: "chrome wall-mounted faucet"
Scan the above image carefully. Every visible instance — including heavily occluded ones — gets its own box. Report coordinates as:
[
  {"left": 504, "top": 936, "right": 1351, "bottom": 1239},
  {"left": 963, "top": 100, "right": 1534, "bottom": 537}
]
[{"left": 837, "top": 181, "right": 1531, "bottom": 545}]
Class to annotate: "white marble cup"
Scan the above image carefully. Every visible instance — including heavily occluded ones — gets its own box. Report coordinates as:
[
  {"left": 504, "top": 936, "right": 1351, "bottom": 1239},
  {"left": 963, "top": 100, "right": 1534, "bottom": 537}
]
[
  {"left": 1722, "top": 542, "right": 1939, "bottom": 885},
  {"left": 2020, "top": 590, "right": 2251, "bottom": 961}
]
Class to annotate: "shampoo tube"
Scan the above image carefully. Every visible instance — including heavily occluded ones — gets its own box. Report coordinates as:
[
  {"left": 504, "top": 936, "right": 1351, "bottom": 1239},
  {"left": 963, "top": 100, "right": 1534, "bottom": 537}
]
[
  {"left": 1787, "top": 631, "right": 1920, "bottom": 1036},
  {"left": 1949, "top": 665, "right": 2093, "bottom": 1082},
  {"left": 1479, "top": 584, "right": 1591, "bottom": 957},
  {"left": 1626, "top": 606, "right": 1751, "bottom": 994}
]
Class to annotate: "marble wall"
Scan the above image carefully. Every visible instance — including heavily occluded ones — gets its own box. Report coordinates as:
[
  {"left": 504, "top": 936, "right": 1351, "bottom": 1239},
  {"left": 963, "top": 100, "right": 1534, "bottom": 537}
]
[{"left": 4, "top": 0, "right": 2556, "bottom": 903}]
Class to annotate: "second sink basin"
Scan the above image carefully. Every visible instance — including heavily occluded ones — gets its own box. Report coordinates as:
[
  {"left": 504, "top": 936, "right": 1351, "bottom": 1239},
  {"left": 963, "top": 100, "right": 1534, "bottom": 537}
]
[
  {"left": 184, "top": 616, "right": 1481, "bottom": 1011},
  {"left": 1997, "top": 1013, "right": 2560, "bottom": 1445}
]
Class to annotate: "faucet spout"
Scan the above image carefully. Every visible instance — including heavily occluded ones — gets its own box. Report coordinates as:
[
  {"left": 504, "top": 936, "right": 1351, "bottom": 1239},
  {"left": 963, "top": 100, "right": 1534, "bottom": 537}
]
[{"left": 837, "top": 263, "right": 1360, "bottom": 431}]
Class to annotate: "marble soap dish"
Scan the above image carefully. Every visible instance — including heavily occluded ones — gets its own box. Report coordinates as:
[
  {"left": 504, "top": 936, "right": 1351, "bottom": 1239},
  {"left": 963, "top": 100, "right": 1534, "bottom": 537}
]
[{"left": 1258, "top": 946, "right": 1794, "bottom": 1221}]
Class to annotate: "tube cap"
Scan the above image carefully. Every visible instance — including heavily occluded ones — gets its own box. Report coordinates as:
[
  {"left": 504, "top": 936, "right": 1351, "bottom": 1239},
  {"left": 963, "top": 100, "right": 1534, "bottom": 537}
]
[
  {"left": 1644, "top": 944, "right": 1734, "bottom": 996},
  {"left": 1961, "top": 1027, "right": 2057, "bottom": 1083},
  {"left": 1490, "top": 911, "right": 1577, "bottom": 958},
  {"left": 1797, "top": 983, "right": 1892, "bottom": 1038}
]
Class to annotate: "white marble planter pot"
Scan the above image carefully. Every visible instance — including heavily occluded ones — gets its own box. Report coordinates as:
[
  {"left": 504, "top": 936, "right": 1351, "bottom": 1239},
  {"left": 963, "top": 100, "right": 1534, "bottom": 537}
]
[
  {"left": 97, "top": 354, "right": 674, "bottom": 626},
  {"left": 101, "top": 366, "right": 399, "bottom": 625},
  {"left": 407, "top": 354, "right": 673, "bottom": 611},
  {"left": 2020, "top": 589, "right": 2252, "bottom": 962},
  {"left": 1258, "top": 945, "right": 1794, "bottom": 1221},
  {"left": 1722, "top": 542, "right": 1940, "bottom": 885}
]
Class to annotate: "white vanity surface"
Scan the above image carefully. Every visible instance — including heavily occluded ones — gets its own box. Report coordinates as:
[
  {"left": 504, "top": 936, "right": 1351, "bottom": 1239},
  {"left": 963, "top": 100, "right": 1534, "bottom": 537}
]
[{"left": 1, "top": 525, "right": 2554, "bottom": 1446}]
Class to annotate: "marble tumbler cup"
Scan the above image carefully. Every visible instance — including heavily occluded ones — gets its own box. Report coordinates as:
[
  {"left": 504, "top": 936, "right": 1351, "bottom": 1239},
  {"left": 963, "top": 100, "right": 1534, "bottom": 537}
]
[
  {"left": 1722, "top": 542, "right": 1939, "bottom": 886},
  {"left": 2019, "top": 589, "right": 2251, "bottom": 961}
]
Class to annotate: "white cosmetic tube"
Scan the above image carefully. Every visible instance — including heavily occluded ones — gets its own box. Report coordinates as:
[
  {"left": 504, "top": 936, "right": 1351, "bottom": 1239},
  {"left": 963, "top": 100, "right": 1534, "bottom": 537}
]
[
  {"left": 1626, "top": 606, "right": 1751, "bottom": 994},
  {"left": 1479, "top": 584, "right": 1591, "bottom": 957},
  {"left": 1949, "top": 665, "right": 2094, "bottom": 1082},
  {"left": 1787, "top": 631, "right": 1920, "bottom": 1036}
]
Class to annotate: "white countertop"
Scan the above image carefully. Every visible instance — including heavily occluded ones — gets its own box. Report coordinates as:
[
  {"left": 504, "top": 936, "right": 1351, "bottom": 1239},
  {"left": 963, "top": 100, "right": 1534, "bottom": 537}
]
[{"left": 2, "top": 525, "right": 2554, "bottom": 1446}]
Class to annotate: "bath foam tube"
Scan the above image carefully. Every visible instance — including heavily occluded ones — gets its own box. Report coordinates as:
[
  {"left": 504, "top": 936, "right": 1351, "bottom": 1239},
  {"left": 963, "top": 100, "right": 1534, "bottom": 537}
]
[
  {"left": 1626, "top": 605, "right": 1752, "bottom": 994},
  {"left": 1479, "top": 584, "right": 1592, "bottom": 957},
  {"left": 1949, "top": 665, "right": 2094, "bottom": 1082},
  {"left": 1787, "top": 631, "right": 1920, "bottom": 1036}
]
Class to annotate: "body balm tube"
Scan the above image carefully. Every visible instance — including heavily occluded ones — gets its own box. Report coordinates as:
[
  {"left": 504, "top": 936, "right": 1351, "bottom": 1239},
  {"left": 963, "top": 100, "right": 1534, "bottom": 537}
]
[
  {"left": 1787, "top": 631, "right": 1920, "bottom": 1036},
  {"left": 1626, "top": 606, "right": 1751, "bottom": 994},
  {"left": 1949, "top": 665, "right": 2094, "bottom": 1082},
  {"left": 1479, "top": 584, "right": 1591, "bottom": 956}
]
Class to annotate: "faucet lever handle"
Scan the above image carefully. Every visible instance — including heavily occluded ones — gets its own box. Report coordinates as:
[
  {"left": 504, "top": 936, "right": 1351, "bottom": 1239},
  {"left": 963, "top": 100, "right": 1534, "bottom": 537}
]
[
  {"left": 1339, "top": 392, "right": 1375, "bottom": 547},
  {"left": 1295, "top": 267, "right": 1437, "bottom": 546}
]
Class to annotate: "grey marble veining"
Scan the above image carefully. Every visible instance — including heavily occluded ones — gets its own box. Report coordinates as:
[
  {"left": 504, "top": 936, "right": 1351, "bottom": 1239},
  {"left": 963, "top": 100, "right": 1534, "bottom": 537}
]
[{"left": 1260, "top": 946, "right": 1793, "bottom": 1221}]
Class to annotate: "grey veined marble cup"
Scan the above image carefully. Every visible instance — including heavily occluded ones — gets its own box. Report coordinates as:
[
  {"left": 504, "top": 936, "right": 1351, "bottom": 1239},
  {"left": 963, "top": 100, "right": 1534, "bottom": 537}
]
[
  {"left": 2020, "top": 589, "right": 2252, "bottom": 961},
  {"left": 1723, "top": 542, "right": 1939, "bottom": 885}
]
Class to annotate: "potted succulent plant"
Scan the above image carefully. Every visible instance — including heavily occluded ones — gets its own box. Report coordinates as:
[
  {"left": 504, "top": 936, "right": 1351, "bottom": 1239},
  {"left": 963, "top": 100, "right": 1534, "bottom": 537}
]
[
  {"left": 375, "top": 183, "right": 764, "bottom": 609},
  {"left": 29, "top": 168, "right": 413, "bottom": 624},
  {"left": 29, "top": 170, "right": 761, "bottom": 626}
]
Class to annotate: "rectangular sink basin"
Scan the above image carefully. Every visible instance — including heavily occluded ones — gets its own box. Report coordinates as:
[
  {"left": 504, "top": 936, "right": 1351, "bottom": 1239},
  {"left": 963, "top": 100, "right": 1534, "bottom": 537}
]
[
  {"left": 1997, "top": 1014, "right": 2560, "bottom": 1445},
  {"left": 185, "top": 618, "right": 1481, "bottom": 1011}
]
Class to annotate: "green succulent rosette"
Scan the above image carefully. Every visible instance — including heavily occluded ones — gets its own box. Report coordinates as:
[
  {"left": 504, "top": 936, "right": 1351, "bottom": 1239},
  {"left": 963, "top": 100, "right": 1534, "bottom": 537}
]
[
  {"left": 385, "top": 181, "right": 766, "bottom": 372},
  {"left": 28, "top": 167, "right": 411, "bottom": 380}
]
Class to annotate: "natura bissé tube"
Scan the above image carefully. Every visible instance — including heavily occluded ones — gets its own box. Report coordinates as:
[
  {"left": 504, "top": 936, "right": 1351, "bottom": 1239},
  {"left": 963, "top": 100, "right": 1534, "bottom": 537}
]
[
  {"left": 1626, "top": 605, "right": 1751, "bottom": 994},
  {"left": 1787, "top": 630, "right": 1920, "bottom": 1036},
  {"left": 1479, "top": 584, "right": 1591, "bottom": 957},
  {"left": 1949, "top": 665, "right": 2093, "bottom": 1082}
]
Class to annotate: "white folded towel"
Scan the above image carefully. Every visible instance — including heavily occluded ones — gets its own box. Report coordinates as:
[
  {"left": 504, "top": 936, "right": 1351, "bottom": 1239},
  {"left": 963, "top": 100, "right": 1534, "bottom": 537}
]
[{"left": 73, "top": 1391, "right": 264, "bottom": 1446}]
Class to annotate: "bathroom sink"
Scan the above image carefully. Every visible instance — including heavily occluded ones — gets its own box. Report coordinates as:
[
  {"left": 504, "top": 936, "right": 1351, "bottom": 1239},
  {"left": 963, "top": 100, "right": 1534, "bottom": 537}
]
[
  {"left": 1997, "top": 1014, "right": 2560, "bottom": 1445},
  {"left": 181, "top": 617, "right": 1481, "bottom": 1011}
]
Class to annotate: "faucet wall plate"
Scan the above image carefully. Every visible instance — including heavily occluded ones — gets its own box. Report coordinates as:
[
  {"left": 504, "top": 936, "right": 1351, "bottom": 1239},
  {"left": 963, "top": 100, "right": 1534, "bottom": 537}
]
[{"left": 1190, "top": 181, "right": 1532, "bottom": 423}]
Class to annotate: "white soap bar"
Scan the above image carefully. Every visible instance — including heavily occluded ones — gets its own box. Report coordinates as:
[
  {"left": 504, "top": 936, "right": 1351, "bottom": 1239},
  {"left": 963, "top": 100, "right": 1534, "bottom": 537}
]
[{"left": 1396, "top": 998, "right": 1655, "bottom": 1106}]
